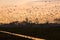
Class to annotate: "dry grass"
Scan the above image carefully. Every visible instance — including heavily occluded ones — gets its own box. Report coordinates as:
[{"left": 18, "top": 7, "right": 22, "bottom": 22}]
[{"left": 0, "top": 2, "right": 60, "bottom": 24}]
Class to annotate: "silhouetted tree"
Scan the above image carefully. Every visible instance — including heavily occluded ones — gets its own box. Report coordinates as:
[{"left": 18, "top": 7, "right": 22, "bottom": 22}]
[
  {"left": 9, "top": 21, "right": 20, "bottom": 25},
  {"left": 45, "top": 21, "right": 49, "bottom": 24},
  {"left": 35, "top": 18, "right": 39, "bottom": 24},
  {"left": 54, "top": 18, "right": 60, "bottom": 23},
  {"left": 25, "top": 18, "right": 32, "bottom": 24}
]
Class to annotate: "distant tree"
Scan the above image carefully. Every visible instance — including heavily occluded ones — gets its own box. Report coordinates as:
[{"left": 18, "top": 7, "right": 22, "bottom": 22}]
[
  {"left": 45, "top": 21, "right": 49, "bottom": 24},
  {"left": 25, "top": 18, "right": 32, "bottom": 24},
  {"left": 9, "top": 21, "right": 19, "bottom": 25},
  {"left": 54, "top": 18, "right": 60, "bottom": 23},
  {"left": 25, "top": 18, "right": 29, "bottom": 22},
  {"left": 35, "top": 18, "right": 39, "bottom": 24}
]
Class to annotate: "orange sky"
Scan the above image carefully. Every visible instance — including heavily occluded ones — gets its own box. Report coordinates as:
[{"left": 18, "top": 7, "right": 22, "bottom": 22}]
[
  {"left": 0, "top": 0, "right": 60, "bottom": 5},
  {"left": 0, "top": 0, "right": 31, "bottom": 5},
  {"left": 0, "top": 0, "right": 60, "bottom": 23}
]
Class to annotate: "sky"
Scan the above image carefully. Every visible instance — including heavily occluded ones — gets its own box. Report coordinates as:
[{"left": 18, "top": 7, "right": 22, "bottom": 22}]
[
  {"left": 0, "top": 0, "right": 31, "bottom": 5},
  {"left": 0, "top": 0, "right": 60, "bottom": 5},
  {"left": 0, "top": 0, "right": 60, "bottom": 24}
]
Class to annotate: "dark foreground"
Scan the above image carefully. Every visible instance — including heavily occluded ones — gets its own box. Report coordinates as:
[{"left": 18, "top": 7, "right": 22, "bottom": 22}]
[
  {"left": 0, "top": 32, "right": 32, "bottom": 40},
  {"left": 0, "top": 21, "right": 60, "bottom": 40}
]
